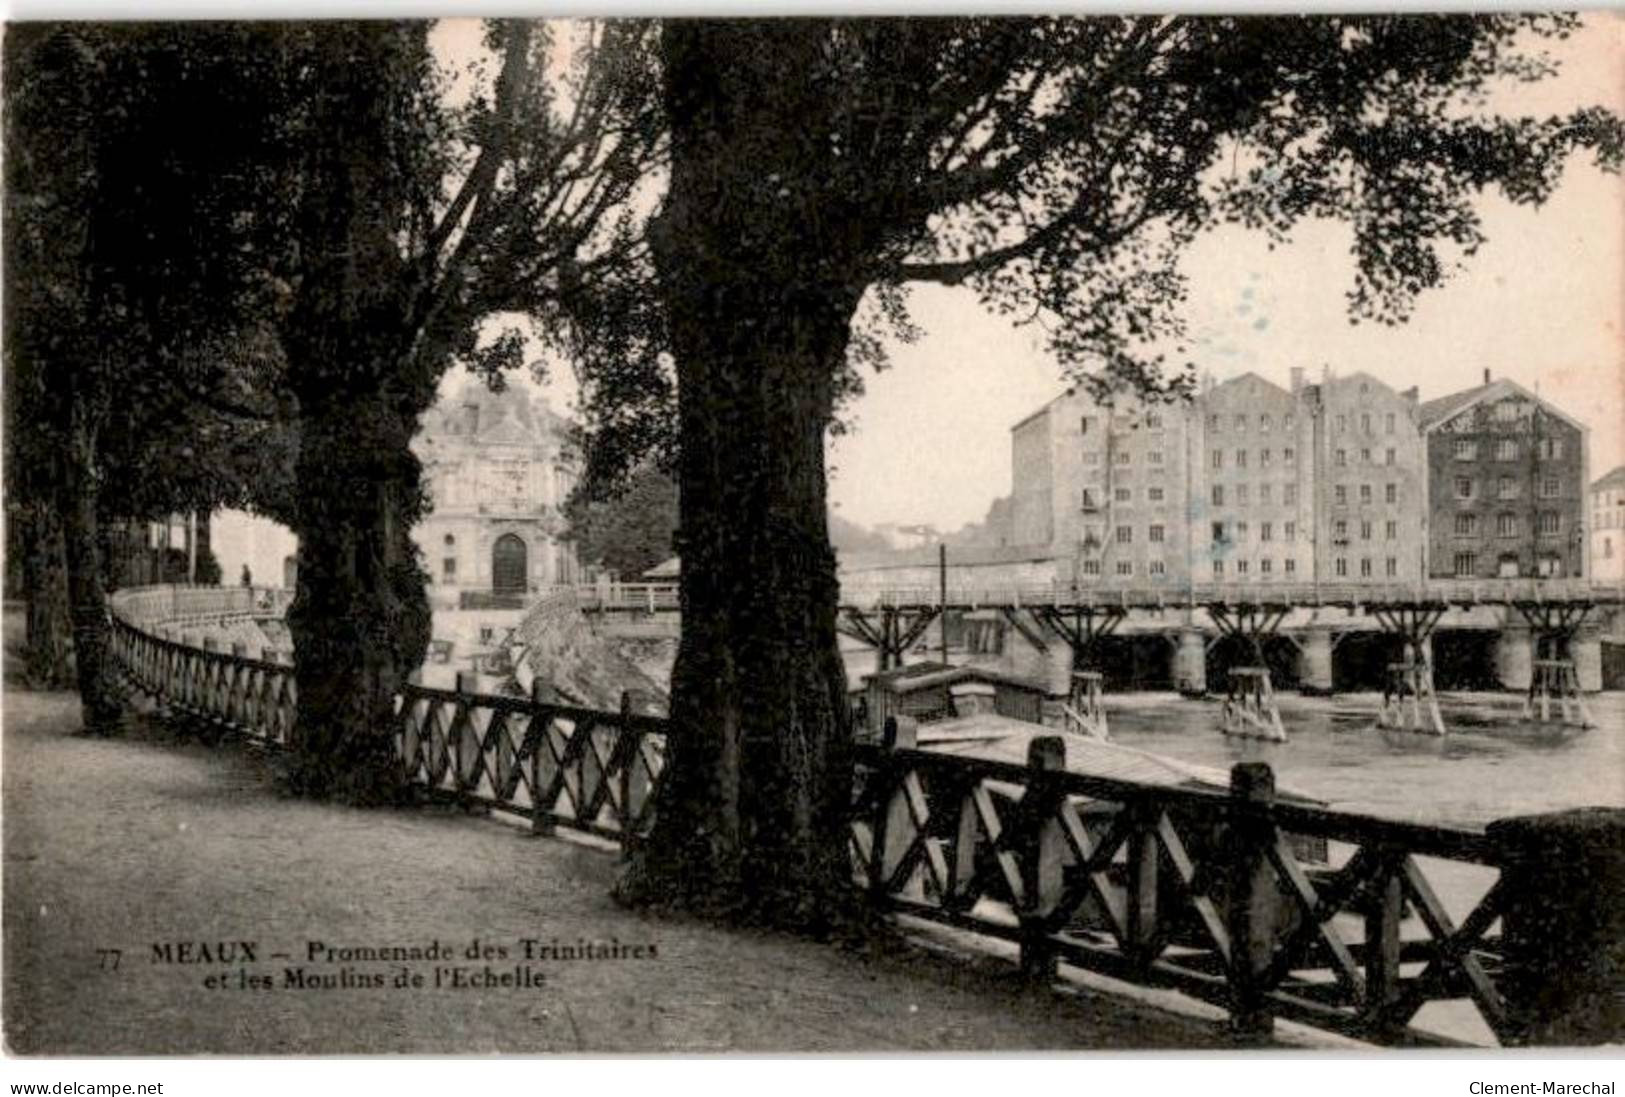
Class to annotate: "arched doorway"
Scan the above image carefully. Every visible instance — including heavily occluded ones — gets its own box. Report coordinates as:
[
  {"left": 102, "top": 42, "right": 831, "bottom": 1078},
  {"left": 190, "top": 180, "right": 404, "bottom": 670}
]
[{"left": 492, "top": 534, "right": 528, "bottom": 594}]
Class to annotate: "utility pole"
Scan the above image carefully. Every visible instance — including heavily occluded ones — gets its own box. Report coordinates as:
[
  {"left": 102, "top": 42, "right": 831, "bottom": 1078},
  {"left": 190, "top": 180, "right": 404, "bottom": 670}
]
[{"left": 938, "top": 542, "right": 948, "bottom": 663}]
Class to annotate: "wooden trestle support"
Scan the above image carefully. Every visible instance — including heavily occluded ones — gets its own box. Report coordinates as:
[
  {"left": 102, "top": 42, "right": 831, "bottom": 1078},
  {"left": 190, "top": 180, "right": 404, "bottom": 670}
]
[
  {"left": 1206, "top": 604, "right": 1289, "bottom": 741},
  {"left": 1024, "top": 606, "right": 1126, "bottom": 739},
  {"left": 1065, "top": 670, "right": 1109, "bottom": 741},
  {"left": 838, "top": 606, "right": 942, "bottom": 673},
  {"left": 1370, "top": 605, "right": 1447, "bottom": 736},
  {"left": 1512, "top": 602, "right": 1594, "bottom": 728}
]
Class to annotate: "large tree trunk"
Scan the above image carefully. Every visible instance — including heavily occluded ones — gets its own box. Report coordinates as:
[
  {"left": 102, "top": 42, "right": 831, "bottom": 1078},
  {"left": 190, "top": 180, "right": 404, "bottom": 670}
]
[
  {"left": 617, "top": 22, "right": 866, "bottom": 931},
  {"left": 17, "top": 500, "right": 75, "bottom": 689},
  {"left": 62, "top": 397, "right": 120, "bottom": 735},
  {"left": 285, "top": 392, "right": 430, "bottom": 804}
]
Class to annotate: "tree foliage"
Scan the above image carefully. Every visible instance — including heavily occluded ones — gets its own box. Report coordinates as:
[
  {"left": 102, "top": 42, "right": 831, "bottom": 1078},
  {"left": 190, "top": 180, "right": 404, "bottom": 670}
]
[{"left": 562, "top": 465, "right": 679, "bottom": 580}]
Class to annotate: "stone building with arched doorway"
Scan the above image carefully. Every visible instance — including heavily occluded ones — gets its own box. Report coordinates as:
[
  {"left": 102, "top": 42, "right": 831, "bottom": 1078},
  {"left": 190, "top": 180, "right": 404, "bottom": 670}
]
[{"left": 413, "top": 379, "right": 581, "bottom": 608}]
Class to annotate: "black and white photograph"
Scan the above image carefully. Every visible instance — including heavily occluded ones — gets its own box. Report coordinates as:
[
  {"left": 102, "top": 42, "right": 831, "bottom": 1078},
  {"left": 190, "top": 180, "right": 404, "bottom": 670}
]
[{"left": 2, "top": 8, "right": 1623, "bottom": 1068}]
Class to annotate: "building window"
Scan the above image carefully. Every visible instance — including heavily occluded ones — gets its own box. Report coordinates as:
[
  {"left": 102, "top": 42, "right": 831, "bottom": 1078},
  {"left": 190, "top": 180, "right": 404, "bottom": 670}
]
[
  {"left": 1336, "top": 449, "right": 1348, "bottom": 467},
  {"left": 1083, "top": 416, "right": 1096, "bottom": 435},
  {"left": 1212, "top": 521, "right": 1227, "bottom": 543},
  {"left": 1385, "top": 448, "right": 1395, "bottom": 466},
  {"left": 1114, "top": 450, "right": 1130, "bottom": 466},
  {"left": 1606, "top": 537, "right": 1614, "bottom": 559},
  {"left": 1148, "top": 486, "right": 1165, "bottom": 502},
  {"left": 1148, "top": 450, "right": 1164, "bottom": 465},
  {"left": 1260, "top": 449, "right": 1272, "bottom": 467},
  {"left": 1081, "top": 559, "right": 1101, "bottom": 576},
  {"left": 1235, "top": 414, "right": 1248, "bottom": 433},
  {"left": 1386, "top": 557, "right": 1398, "bottom": 577},
  {"left": 1149, "top": 559, "right": 1166, "bottom": 576},
  {"left": 1453, "top": 439, "right": 1477, "bottom": 461},
  {"left": 1260, "top": 414, "right": 1272, "bottom": 434},
  {"left": 1212, "top": 485, "right": 1225, "bottom": 506},
  {"left": 1236, "top": 484, "right": 1250, "bottom": 506},
  {"left": 1495, "top": 439, "right": 1518, "bottom": 461},
  {"left": 1116, "top": 525, "right": 1133, "bottom": 544},
  {"left": 1496, "top": 401, "right": 1519, "bottom": 423},
  {"left": 1360, "top": 558, "right": 1372, "bottom": 578},
  {"left": 1260, "top": 522, "right": 1273, "bottom": 542},
  {"left": 1538, "top": 512, "right": 1561, "bottom": 535},
  {"left": 1455, "top": 513, "right": 1479, "bottom": 536},
  {"left": 1146, "top": 411, "right": 1163, "bottom": 429},
  {"left": 1285, "top": 484, "right": 1298, "bottom": 505},
  {"left": 1213, "top": 560, "right": 1225, "bottom": 578},
  {"left": 1385, "top": 483, "right": 1397, "bottom": 504},
  {"left": 444, "top": 534, "right": 456, "bottom": 546},
  {"left": 1454, "top": 552, "right": 1477, "bottom": 577},
  {"left": 1334, "top": 519, "right": 1349, "bottom": 540},
  {"left": 1455, "top": 477, "right": 1475, "bottom": 500},
  {"left": 1212, "top": 450, "right": 1224, "bottom": 469},
  {"left": 1285, "top": 558, "right": 1297, "bottom": 575},
  {"left": 1335, "top": 485, "right": 1348, "bottom": 506},
  {"left": 1235, "top": 449, "right": 1248, "bottom": 469},
  {"left": 1360, "top": 447, "right": 1372, "bottom": 464},
  {"left": 1149, "top": 524, "right": 1165, "bottom": 543},
  {"left": 1541, "top": 477, "right": 1560, "bottom": 498},
  {"left": 1116, "top": 561, "right": 1134, "bottom": 576},
  {"left": 1539, "top": 438, "right": 1564, "bottom": 460},
  {"left": 1283, "top": 447, "right": 1296, "bottom": 463},
  {"left": 1335, "top": 557, "right": 1348, "bottom": 577},
  {"left": 1336, "top": 414, "right": 1347, "bottom": 433},
  {"left": 1284, "top": 521, "right": 1296, "bottom": 541},
  {"left": 1361, "top": 413, "right": 1372, "bottom": 434},
  {"left": 1360, "top": 519, "right": 1372, "bottom": 540},
  {"left": 1234, "top": 559, "right": 1249, "bottom": 576},
  {"left": 1360, "top": 484, "right": 1373, "bottom": 504},
  {"left": 1114, "top": 487, "right": 1132, "bottom": 502},
  {"left": 1386, "top": 519, "right": 1398, "bottom": 540},
  {"left": 443, "top": 558, "right": 457, "bottom": 581},
  {"left": 1083, "top": 451, "right": 1101, "bottom": 465},
  {"left": 1260, "top": 485, "right": 1272, "bottom": 504},
  {"left": 1081, "top": 488, "right": 1099, "bottom": 510},
  {"left": 1385, "top": 413, "right": 1396, "bottom": 434},
  {"left": 1236, "top": 521, "right": 1250, "bottom": 542},
  {"left": 1208, "top": 414, "right": 1220, "bottom": 433},
  {"left": 1498, "top": 476, "right": 1518, "bottom": 500},
  {"left": 1497, "top": 513, "right": 1518, "bottom": 537},
  {"left": 1260, "top": 558, "right": 1273, "bottom": 575}
]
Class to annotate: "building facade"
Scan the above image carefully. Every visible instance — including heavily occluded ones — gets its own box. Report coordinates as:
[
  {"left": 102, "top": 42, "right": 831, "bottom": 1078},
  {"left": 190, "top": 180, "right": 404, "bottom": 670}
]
[
  {"left": 1191, "top": 372, "right": 1316, "bottom": 585},
  {"left": 1420, "top": 376, "right": 1588, "bottom": 580},
  {"left": 1590, "top": 466, "right": 1625, "bottom": 582},
  {"left": 1008, "top": 386, "right": 1194, "bottom": 586},
  {"left": 1302, "top": 371, "right": 1428, "bottom": 585},
  {"left": 413, "top": 381, "right": 582, "bottom": 606}
]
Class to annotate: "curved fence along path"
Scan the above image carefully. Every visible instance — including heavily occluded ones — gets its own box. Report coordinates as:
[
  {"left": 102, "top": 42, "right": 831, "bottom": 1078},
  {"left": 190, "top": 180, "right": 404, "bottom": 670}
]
[{"left": 106, "top": 584, "right": 1623, "bottom": 1049}]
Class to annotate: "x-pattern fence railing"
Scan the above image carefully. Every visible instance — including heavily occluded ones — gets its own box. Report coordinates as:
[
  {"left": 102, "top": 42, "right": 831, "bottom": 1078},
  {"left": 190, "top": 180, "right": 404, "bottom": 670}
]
[{"left": 106, "top": 584, "right": 1593, "bottom": 1048}]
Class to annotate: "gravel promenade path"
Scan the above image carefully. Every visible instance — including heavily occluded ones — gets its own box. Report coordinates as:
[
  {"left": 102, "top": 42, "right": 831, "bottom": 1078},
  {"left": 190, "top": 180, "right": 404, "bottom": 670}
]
[{"left": 3, "top": 682, "right": 1248, "bottom": 1055}]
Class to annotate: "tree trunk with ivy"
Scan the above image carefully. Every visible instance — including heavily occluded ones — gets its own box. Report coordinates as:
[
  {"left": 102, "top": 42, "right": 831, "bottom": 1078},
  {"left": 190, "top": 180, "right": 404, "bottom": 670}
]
[
  {"left": 617, "top": 22, "right": 867, "bottom": 931},
  {"left": 62, "top": 396, "right": 121, "bottom": 735},
  {"left": 284, "top": 391, "right": 430, "bottom": 803}
]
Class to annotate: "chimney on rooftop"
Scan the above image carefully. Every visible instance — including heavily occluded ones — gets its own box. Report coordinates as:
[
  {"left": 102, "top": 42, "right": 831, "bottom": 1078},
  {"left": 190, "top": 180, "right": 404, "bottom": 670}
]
[{"left": 1484, "top": 368, "right": 1491, "bottom": 386}]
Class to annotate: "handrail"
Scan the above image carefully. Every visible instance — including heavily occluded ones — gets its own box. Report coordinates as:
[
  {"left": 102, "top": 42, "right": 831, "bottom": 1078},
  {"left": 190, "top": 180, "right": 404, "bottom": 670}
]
[{"left": 104, "top": 583, "right": 1615, "bottom": 1048}]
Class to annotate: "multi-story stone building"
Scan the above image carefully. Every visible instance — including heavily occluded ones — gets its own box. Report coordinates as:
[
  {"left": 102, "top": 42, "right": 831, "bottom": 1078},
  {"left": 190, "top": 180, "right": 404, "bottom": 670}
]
[
  {"left": 1190, "top": 372, "right": 1315, "bottom": 585},
  {"left": 1419, "top": 375, "right": 1588, "bottom": 579},
  {"left": 1590, "top": 465, "right": 1625, "bottom": 582},
  {"left": 1008, "top": 386, "right": 1193, "bottom": 586},
  {"left": 1301, "top": 370, "right": 1428, "bottom": 585},
  {"left": 414, "top": 380, "right": 581, "bottom": 606}
]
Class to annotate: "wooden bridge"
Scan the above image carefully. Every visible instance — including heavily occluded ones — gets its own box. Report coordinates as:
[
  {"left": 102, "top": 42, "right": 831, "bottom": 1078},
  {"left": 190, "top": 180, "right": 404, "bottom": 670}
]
[{"left": 103, "top": 583, "right": 1625, "bottom": 1048}]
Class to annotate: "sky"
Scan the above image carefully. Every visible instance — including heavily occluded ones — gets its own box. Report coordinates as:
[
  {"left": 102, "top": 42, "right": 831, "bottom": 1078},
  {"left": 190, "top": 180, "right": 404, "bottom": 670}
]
[{"left": 431, "top": 13, "right": 1625, "bottom": 535}]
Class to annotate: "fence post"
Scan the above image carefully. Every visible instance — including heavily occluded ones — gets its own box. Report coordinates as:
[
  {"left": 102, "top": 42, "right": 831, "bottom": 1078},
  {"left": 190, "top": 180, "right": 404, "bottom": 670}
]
[
  {"left": 1485, "top": 807, "right": 1625, "bottom": 1045},
  {"left": 530, "top": 677, "right": 554, "bottom": 837},
  {"left": 617, "top": 691, "right": 635, "bottom": 838},
  {"left": 868, "top": 716, "right": 917, "bottom": 901},
  {"left": 1226, "top": 762, "right": 1278, "bottom": 1043},
  {"left": 1019, "top": 735, "right": 1067, "bottom": 984}
]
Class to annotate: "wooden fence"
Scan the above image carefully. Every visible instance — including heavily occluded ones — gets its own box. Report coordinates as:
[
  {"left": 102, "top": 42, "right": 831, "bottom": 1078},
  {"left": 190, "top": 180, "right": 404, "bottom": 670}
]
[{"left": 105, "top": 584, "right": 1622, "bottom": 1048}]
